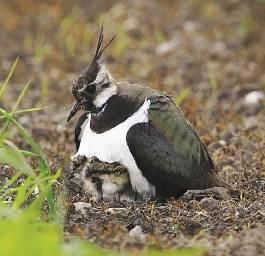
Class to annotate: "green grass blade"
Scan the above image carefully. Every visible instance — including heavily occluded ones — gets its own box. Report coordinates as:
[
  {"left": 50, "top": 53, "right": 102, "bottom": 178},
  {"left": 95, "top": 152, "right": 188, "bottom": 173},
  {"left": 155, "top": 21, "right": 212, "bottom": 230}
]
[
  {"left": 1, "top": 172, "right": 21, "bottom": 190},
  {"left": 0, "top": 140, "right": 34, "bottom": 176},
  {"left": 19, "top": 149, "right": 38, "bottom": 158},
  {"left": 0, "top": 57, "right": 19, "bottom": 99},
  {"left": 11, "top": 81, "right": 31, "bottom": 113},
  {"left": 14, "top": 107, "right": 43, "bottom": 115},
  {"left": 40, "top": 169, "right": 62, "bottom": 218},
  {"left": 0, "top": 120, "right": 11, "bottom": 137},
  {"left": 10, "top": 117, "right": 48, "bottom": 167},
  {"left": 207, "top": 70, "right": 218, "bottom": 96},
  {"left": 13, "top": 177, "right": 34, "bottom": 209},
  {"left": 9, "top": 118, "right": 57, "bottom": 216},
  {"left": 23, "top": 193, "right": 46, "bottom": 219},
  {"left": 175, "top": 88, "right": 190, "bottom": 106}
]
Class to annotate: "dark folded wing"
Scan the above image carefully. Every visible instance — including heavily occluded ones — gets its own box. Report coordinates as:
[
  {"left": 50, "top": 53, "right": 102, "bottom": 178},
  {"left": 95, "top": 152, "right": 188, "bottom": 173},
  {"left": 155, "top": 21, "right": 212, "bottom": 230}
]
[{"left": 126, "top": 95, "right": 216, "bottom": 197}]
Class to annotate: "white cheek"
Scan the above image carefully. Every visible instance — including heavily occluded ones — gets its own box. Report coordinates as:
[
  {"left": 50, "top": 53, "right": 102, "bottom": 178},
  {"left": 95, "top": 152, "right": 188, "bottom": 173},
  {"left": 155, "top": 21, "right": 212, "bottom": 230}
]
[{"left": 93, "top": 85, "right": 117, "bottom": 108}]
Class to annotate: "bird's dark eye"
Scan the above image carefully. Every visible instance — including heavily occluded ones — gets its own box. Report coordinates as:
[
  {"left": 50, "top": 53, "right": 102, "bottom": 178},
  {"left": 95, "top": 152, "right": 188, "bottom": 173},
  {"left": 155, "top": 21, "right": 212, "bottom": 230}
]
[
  {"left": 86, "top": 84, "right": 96, "bottom": 94},
  {"left": 102, "top": 82, "right": 109, "bottom": 88}
]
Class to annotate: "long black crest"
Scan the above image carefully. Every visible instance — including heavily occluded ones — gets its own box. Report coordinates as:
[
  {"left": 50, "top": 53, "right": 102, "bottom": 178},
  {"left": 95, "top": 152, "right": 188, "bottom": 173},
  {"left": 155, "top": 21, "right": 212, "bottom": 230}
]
[{"left": 92, "top": 26, "right": 116, "bottom": 64}]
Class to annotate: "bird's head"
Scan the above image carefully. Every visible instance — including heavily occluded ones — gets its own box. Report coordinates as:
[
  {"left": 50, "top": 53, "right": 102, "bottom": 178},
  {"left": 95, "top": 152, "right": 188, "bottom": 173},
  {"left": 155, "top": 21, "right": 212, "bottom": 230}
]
[{"left": 67, "top": 26, "right": 116, "bottom": 122}]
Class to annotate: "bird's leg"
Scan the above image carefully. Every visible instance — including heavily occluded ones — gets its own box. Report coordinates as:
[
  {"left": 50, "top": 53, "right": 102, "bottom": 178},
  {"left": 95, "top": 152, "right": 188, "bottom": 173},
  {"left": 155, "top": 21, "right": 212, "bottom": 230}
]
[{"left": 154, "top": 195, "right": 167, "bottom": 206}]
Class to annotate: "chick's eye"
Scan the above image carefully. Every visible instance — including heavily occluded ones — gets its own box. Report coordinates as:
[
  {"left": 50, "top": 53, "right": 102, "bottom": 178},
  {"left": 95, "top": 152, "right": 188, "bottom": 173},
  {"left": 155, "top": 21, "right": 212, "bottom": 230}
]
[
  {"left": 91, "top": 177, "right": 102, "bottom": 185},
  {"left": 86, "top": 84, "right": 96, "bottom": 94}
]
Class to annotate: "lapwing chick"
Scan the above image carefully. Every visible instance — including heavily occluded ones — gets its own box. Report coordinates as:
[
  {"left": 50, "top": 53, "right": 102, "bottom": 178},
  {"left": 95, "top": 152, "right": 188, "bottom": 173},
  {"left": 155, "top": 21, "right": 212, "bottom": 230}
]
[
  {"left": 72, "top": 155, "right": 132, "bottom": 202},
  {"left": 68, "top": 27, "right": 224, "bottom": 201}
]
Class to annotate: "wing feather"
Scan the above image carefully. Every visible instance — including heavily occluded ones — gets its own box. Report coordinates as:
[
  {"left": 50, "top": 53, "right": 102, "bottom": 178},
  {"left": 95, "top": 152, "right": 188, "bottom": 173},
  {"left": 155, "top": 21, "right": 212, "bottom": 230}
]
[{"left": 126, "top": 95, "right": 217, "bottom": 198}]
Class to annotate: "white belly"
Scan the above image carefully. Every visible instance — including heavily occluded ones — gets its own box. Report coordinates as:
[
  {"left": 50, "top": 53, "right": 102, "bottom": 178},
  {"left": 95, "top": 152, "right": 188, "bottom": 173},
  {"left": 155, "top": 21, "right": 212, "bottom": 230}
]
[{"left": 74, "top": 99, "right": 155, "bottom": 197}]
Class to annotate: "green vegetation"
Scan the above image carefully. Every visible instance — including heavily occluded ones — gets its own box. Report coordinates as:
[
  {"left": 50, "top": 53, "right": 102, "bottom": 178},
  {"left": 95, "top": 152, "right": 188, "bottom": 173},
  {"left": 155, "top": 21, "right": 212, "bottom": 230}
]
[
  {"left": 175, "top": 88, "right": 190, "bottom": 106},
  {"left": 207, "top": 70, "right": 218, "bottom": 97}
]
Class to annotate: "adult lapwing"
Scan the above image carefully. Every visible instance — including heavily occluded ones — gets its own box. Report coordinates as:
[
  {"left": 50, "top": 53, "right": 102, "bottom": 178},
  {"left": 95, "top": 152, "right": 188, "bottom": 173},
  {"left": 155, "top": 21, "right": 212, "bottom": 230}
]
[{"left": 67, "top": 27, "right": 222, "bottom": 200}]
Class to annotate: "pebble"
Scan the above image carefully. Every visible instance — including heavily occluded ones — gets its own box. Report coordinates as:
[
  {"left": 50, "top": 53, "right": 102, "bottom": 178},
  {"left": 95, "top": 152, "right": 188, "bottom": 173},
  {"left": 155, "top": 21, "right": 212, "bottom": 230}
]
[
  {"left": 129, "top": 225, "right": 146, "bottom": 241},
  {"left": 74, "top": 202, "right": 91, "bottom": 215},
  {"left": 200, "top": 197, "right": 220, "bottom": 211},
  {"left": 244, "top": 91, "right": 264, "bottom": 105},
  {"left": 156, "top": 38, "right": 179, "bottom": 55},
  {"left": 243, "top": 116, "right": 258, "bottom": 130},
  {"left": 105, "top": 207, "right": 126, "bottom": 214},
  {"left": 218, "top": 140, "right": 227, "bottom": 146}
]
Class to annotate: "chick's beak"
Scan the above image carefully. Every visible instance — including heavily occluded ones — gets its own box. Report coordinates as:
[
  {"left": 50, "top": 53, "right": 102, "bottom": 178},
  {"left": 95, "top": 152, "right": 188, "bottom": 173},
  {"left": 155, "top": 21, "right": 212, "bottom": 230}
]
[{"left": 67, "top": 101, "right": 81, "bottom": 122}]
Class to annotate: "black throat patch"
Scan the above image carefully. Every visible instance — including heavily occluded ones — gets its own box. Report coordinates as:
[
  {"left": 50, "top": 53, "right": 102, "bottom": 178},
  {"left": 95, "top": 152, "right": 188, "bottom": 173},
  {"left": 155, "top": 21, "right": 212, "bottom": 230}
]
[{"left": 90, "top": 94, "right": 143, "bottom": 133}]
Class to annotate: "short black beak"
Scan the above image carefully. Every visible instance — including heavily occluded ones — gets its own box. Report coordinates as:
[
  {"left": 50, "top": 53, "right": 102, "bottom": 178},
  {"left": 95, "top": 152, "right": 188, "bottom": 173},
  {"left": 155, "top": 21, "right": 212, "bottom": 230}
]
[{"left": 67, "top": 102, "right": 81, "bottom": 122}]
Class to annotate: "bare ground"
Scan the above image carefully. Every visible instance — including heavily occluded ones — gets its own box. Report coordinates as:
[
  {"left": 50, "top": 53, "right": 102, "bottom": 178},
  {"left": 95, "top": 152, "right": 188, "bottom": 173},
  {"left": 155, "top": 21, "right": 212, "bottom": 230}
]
[{"left": 0, "top": 0, "right": 264, "bottom": 255}]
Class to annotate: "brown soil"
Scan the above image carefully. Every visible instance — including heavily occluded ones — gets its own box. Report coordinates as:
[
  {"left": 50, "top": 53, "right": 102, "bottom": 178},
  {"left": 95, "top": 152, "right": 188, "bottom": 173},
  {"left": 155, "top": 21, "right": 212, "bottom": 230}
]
[{"left": 0, "top": 1, "right": 264, "bottom": 255}]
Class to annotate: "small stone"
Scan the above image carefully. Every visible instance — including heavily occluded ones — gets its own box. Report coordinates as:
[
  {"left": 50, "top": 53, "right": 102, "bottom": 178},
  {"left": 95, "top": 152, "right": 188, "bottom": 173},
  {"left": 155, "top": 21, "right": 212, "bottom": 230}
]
[
  {"left": 105, "top": 207, "right": 126, "bottom": 214},
  {"left": 73, "top": 202, "right": 91, "bottom": 215},
  {"left": 219, "top": 140, "right": 227, "bottom": 146},
  {"left": 129, "top": 225, "right": 146, "bottom": 241},
  {"left": 243, "top": 116, "right": 258, "bottom": 130},
  {"left": 182, "top": 187, "right": 230, "bottom": 201},
  {"left": 208, "top": 142, "right": 222, "bottom": 151},
  {"left": 244, "top": 91, "right": 264, "bottom": 105},
  {"left": 200, "top": 197, "right": 220, "bottom": 211},
  {"left": 183, "top": 21, "right": 197, "bottom": 32},
  {"left": 156, "top": 38, "right": 178, "bottom": 55}
]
